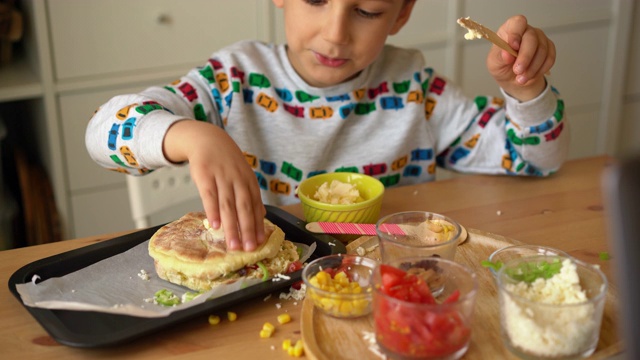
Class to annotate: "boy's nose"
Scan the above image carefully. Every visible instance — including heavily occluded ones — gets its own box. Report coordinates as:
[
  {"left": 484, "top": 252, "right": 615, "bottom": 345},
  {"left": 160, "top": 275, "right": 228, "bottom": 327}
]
[{"left": 321, "top": 8, "right": 350, "bottom": 45}]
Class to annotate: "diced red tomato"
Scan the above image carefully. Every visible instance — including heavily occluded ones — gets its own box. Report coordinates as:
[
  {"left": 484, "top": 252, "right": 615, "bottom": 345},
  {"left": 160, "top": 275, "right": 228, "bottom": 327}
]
[
  {"left": 443, "top": 289, "right": 460, "bottom": 304},
  {"left": 379, "top": 264, "right": 435, "bottom": 304},
  {"left": 375, "top": 264, "right": 471, "bottom": 358},
  {"left": 291, "top": 280, "right": 304, "bottom": 290},
  {"left": 287, "top": 260, "right": 303, "bottom": 273},
  {"left": 322, "top": 267, "right": 336, "bottom": 278}
]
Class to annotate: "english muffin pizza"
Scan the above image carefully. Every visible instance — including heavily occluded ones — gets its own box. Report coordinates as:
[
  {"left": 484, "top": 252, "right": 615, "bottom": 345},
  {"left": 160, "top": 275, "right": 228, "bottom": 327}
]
[{"left": 148, "top": 212, "right": 301, "bottom": 292}]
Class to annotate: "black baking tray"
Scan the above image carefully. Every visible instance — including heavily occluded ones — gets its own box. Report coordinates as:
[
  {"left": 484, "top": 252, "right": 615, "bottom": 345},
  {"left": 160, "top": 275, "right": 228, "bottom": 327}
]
[{"left": 8, "top": 205, "right": 345, "bottom": 348}]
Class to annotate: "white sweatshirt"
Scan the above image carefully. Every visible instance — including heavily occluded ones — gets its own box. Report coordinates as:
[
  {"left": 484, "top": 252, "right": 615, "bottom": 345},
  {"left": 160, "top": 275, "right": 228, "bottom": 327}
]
[{"left": 85, "top": 41, "right": 569, "bottom": 206}]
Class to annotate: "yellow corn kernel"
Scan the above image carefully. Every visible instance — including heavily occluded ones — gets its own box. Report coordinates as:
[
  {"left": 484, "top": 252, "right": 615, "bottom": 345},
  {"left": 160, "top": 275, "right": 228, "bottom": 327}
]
[
  {"left": 315, "top": 270, "right": 331, "bottom": 285},
  {"left": 227, "top": 311, "right": 238, "bottom": 322},
  {"left": 208, "top": 315, "right": 221, "bottom": 325},
  {"left": 293, "top": 340, "right": 305, "bottom": 357},
  {"left": 263, "top": 321, "right": 275, "bottom": 332},
  {"left": 259, "top": 328, "right": 273, "bottom": 338},
  {"left": 339, "top": 300, "right": 353, "bottom": 314},
  {"left": 282, "top": 338, "right": 292, "bottom": 350},
  {"left": 277, "top": 313, "right": 292, "bottom": 325},
  {"left": 319, "top": 297, "right": 336, "bottom": 310}
]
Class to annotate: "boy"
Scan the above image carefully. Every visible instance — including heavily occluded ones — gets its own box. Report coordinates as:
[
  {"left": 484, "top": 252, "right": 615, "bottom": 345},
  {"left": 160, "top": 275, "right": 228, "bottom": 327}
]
[{"left": 86, "top": 0, "right": 566, "bottom": 252}]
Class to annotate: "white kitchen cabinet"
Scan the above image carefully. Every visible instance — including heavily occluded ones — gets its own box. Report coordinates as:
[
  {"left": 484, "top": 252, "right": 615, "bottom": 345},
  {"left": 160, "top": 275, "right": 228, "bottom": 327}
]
[{"left": 0, "top": 0, "right": 637, "bottom": 241}]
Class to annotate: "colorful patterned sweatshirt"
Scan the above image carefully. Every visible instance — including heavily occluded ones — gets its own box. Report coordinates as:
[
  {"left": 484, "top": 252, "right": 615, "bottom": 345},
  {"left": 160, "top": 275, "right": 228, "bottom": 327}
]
[{"left": 85, "top": 40, "right": 569, "bottom": 206}]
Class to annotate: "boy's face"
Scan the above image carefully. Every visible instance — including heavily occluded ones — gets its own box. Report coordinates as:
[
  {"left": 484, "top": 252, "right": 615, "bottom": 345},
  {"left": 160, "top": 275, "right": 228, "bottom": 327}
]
[{"left": 273, "top": 0, "right": 415, "bottom": 88}]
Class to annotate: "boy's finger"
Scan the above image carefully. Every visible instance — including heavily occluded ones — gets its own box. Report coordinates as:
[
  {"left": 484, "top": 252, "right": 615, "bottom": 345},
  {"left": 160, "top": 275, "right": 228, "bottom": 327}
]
[
  {"left": 251, "top": 185, "right": 266, "bottom": 245},
  {"left": 513, "top": 26, "right": 539, "bottom": 76},
  {"left": 502, "top": 15, "right": 528, "bottom": 52},
  {"left": 218, "top": 185, "right": 241, "bottom": 251},
  {"left": 201, "top": 181, "right": 221, "bottom": 231},
  {"left": 234, "top": 185, "right": 259, "bottom": 252}
]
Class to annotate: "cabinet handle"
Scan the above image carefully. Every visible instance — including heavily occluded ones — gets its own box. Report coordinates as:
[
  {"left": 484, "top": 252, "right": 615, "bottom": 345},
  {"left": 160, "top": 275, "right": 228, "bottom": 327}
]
[{"left": 157, "top": 14, "right": 173, "bottom": 25}]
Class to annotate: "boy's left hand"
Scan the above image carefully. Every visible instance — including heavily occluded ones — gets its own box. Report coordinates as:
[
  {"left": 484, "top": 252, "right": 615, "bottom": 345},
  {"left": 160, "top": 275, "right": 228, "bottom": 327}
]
[{"left": 487, "top": 15, "right": 555, "bottom": 102}]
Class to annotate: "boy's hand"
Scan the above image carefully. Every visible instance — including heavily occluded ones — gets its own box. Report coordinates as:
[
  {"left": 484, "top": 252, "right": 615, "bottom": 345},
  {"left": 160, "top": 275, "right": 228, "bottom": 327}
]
[
  {"left": 163, "top": 120, "right": 266, "bottom": 252},
  {"left": 487, "top": 15, "right": 556, "bottom": 101}
]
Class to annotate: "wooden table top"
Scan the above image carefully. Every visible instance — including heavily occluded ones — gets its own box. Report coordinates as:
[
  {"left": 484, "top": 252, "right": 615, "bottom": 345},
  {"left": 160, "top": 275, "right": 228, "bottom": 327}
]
[{"left": 0, "top": 155, "right": 620, "bottom": 359}]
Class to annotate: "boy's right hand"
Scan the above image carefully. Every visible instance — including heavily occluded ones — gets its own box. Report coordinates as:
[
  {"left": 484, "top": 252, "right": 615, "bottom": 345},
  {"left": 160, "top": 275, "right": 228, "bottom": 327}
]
[{"left": 163, "top": 120, "right": 266, "bottom": 252}]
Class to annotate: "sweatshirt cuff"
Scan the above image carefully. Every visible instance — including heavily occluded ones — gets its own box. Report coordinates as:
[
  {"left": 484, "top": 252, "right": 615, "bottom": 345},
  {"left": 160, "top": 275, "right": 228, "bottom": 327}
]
[
  {"left": 500, "top": 81, "right": 557, "bottom": 126},
  {"left": 135, "top": 111, "right": 189, "bottom": 168}
]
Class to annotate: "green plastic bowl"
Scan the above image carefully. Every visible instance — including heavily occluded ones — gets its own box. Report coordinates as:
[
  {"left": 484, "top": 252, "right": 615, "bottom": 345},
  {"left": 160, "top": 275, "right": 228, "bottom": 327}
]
[{"left": 298, "top": 172, "right": 385, "bottom": 224}]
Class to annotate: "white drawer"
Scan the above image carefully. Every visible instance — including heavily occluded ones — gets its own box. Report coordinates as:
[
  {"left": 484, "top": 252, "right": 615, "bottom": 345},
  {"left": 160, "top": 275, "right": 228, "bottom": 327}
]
[
  {"left": 70, "top": 185, "right": 202, "bottom": 238},
  {"left": 47, "top": 0, "right": 265, "bottom": 80},
  {"left": 70, "top": 186, "right": 133, "bottom": 238}
]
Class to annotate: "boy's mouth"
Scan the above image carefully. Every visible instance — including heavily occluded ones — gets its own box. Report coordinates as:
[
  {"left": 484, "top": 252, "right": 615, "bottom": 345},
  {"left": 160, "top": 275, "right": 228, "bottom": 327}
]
[{"left": 314, "top": 51, "right": 348, "bottom": 68}]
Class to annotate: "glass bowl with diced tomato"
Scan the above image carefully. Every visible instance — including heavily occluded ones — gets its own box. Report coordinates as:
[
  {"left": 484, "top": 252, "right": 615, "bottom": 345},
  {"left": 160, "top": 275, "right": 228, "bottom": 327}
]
[
  {"left": 302, "top": 254, "right": 377, "bottom": 318},
  {"left": 373, "top": 256, "right": 478, "bottom": 360}
]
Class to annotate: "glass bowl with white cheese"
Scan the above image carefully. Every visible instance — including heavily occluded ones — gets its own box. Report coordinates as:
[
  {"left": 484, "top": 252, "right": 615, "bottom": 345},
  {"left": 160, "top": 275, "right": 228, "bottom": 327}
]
[{"left": 496, "top": 255, "right": 608, "bottom": 359}]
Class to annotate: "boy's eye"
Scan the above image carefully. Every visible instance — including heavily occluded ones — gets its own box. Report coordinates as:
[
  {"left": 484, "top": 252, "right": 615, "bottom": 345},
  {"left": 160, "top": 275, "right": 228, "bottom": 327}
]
[
  {"left": 303, "top": 0, "right": 326, "bottom": 5},
  {"left": 301, "top": 0, "right": 383, "bottom": 19},
  {"left": 356, "top": 8, "right": 382, "bottom": 19}
]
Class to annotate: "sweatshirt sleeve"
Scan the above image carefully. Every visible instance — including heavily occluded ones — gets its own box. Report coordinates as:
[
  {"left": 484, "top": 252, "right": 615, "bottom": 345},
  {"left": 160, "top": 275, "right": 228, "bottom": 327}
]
[
  {"left": 426, "top": 69, "right": 569, "bottom": 176},
  {"left": 85, "top": 60, "right": 226, "bottom": 175}
]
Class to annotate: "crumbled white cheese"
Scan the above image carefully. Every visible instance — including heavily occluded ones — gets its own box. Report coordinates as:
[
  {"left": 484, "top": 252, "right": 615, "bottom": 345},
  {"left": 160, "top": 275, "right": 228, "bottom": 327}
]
[
  {"left": 274, "top": 273, "right": 291, "bottom": 281},
  {"left": 138, "top": 269, "right": 150, "bottom": 281},
  {"left": 313, "top": 180, "right": 362, "bottom": 204},
  {"left": 463, "top": 28, "right": 483, "bottom": 40},
  {"left": 275, "top": 303, "right": 282, "bottom": 309},
  {"left": 497, "top": 210, "right": 502, "bottom": 216},
  {"left": 501, "top": 259, "right": 599, "bottom": 357},
  {"left": 279, "top": 283, "right": 307, "bottom": 301}
]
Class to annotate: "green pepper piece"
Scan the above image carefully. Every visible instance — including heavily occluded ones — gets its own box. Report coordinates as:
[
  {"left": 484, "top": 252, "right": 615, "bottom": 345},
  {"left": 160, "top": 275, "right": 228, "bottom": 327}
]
[
  {"left": 257, "top": 261, "right": 269, "bottom": 281},
  {"left": 481, "top": 260, "right": 503, "bottom": 271},
  {"left": 154, "top": 289, "right": 181, "bottom": 306},
  {"left": 182, "top": 291, "right": 199, "bottom": 303}
]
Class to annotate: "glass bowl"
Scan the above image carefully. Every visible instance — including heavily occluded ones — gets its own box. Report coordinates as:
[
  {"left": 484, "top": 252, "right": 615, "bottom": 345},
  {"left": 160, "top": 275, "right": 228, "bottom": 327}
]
[
  {"left": 302, "top": 254, "right": 377, "bottom": 318},
  {"left": 496, "top": 255, "right": 608, "bottom": 359}
]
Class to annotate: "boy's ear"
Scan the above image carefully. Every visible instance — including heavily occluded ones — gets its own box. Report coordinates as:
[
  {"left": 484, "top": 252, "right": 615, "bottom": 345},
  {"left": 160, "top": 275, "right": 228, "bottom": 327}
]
[
  {"left": 272, "top": 0, "right": 284, "bottom": 8},
  {"left": 389, "top": 0, "right": 416, "bottom": 35}
]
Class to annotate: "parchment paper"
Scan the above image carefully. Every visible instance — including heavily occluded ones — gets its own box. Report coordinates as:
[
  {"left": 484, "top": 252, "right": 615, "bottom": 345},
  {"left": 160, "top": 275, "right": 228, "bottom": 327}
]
[{"left": 15, "top": 240, "right": 315, "bottom": 318}]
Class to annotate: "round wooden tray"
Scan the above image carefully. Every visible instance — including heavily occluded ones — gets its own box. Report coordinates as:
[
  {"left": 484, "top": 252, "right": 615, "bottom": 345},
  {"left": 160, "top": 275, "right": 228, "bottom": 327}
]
[{"left": 301, "top": 229, "right": 623, "bottom": 360}]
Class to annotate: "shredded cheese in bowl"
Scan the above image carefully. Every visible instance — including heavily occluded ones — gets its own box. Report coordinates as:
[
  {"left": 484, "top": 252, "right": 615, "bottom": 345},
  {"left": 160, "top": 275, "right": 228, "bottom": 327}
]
[
  {"left": 313, "top": 180, "right": 363, "bottom": 205},
  {"left": 498, "top": 257, "right": 608, "bottom": 359}
]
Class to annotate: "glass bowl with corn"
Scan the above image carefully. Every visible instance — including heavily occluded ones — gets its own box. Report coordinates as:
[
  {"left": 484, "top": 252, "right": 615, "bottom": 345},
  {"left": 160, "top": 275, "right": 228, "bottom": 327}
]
[{"left": 302, "top": 254, "right": 377, "bottom": 318}]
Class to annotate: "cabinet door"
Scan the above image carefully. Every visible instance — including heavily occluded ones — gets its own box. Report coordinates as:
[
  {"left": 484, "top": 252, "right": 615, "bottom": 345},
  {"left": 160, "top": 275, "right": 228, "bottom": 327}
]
[
  {"left": 70, "top": 178, "right": 202, "bottom": 238},
  {"left": 71, "top": 186, "right": 133, "bottom": 238},
  {"left": 48, "top": 0, "right": 265, "bottom": 80}
]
